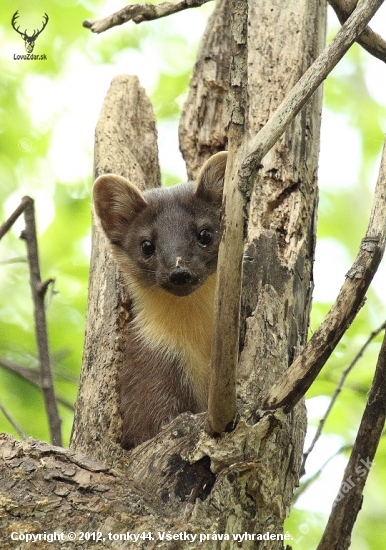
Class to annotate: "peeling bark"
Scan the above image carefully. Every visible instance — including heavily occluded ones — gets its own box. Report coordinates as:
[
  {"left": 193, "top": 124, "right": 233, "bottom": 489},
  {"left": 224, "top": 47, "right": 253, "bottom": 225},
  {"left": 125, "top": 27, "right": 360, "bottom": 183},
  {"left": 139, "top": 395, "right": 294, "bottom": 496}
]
[{"left": 179, "top": 0, "right": 230, "bottom": 178}]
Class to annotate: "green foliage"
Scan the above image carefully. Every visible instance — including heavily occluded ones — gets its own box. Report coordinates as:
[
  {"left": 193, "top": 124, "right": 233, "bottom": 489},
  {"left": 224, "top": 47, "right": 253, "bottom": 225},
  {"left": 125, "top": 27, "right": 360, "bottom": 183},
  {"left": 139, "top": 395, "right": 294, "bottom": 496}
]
[{"left": 285, "top": 509, "right": 325, "bottom": 549}]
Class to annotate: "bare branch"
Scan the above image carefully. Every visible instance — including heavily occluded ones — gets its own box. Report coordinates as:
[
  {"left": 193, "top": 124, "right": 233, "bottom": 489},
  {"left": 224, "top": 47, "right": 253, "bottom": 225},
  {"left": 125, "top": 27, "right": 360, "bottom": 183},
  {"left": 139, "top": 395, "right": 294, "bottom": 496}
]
[
  {"left": 20, "top": 197, "right": 62, "bottom": 446},
  {"left": 329, "top": 0, "right": 386, "bottom": 62},
  {"left": 302, "top": 321, "right": 386, "bottom": 471},
  {"left": 38, "top": 277, "right": 55, "bottom": 297},
  {"left": 0, "top": 358, "right": 41, "bottom": 385},
  {"left": 0, "top": 400, "right": 27, "bottom": 440},
  {"left": 265, "top": 140, "right": 386, "bottom": 411},
  {"left": 206, "top": 0, "right": 247, "bottom": 436},
  {"left": 317, "top": 329, "right": 386, "bottom": 550},
  {"left": 83, "top": 0, "right": 212, "bottom": 34}
]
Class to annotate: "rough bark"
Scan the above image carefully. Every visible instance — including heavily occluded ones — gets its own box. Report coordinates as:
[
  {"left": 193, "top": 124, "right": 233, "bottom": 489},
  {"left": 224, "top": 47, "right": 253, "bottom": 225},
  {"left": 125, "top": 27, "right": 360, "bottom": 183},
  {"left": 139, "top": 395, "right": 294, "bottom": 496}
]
[
  {"left": 0, "top": 434, "right": 142, "bottom": 550},
  {"left": 206, "top": 0, "right": 248, "bottom": 436},
  {"left": 240, "top": 0, "right": 326, "bottom": 535},
  {"left": 230, "top": 1, "right": 326, "bottom": 531},
  {"left": 178, "top": 0, "right": 230, "bottom": 179},
  {"left": 239, "top": 0, "right": 326, "bottom": 386}
]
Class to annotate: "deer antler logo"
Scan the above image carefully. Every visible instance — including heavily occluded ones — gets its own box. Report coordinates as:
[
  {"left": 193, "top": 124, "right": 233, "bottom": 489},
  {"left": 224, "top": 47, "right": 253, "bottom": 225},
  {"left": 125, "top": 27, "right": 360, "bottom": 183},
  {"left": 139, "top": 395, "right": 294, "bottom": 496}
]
[{"left": 11, "top": 11, "right": 49, "bottom": 54}]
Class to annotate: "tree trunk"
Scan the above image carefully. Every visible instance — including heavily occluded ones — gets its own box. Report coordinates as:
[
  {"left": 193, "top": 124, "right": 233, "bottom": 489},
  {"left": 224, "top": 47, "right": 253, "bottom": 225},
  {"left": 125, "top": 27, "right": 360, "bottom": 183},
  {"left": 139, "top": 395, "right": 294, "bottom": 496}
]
[
  {"left": 0, "top": 1, "right": 327, "bottom": 548},
  {"left": 69, "top": 74, "right": 161, "bottom": 465}
]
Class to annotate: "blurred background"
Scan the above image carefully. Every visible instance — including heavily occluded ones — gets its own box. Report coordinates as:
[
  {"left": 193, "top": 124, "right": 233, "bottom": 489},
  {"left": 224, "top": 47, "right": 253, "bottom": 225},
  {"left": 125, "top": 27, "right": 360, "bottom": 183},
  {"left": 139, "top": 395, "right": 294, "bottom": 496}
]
[{"left": 0, "top": 1, "right": 385, "bottom": 547}]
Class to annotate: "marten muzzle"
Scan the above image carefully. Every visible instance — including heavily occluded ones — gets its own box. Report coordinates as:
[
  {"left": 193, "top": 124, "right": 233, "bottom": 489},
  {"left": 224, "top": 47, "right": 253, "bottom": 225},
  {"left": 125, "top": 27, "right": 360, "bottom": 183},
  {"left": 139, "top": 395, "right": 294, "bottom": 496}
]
[
  {"left": 161, "top": 266, "right": 200, "bottom": 296},
  {"left": 170, "top": 266, "right": 192, "bottom": 286}
]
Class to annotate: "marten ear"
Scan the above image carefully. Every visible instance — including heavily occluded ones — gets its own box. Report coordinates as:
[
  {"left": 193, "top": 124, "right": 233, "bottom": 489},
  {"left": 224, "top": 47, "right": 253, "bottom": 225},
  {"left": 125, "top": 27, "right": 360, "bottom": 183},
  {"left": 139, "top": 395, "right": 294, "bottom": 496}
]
[
  {"left": 195, "top": 151, "right": 228, "bottom": 204},
  {"left": 93, "top": 174, "right": 148, "bottom": 245}
]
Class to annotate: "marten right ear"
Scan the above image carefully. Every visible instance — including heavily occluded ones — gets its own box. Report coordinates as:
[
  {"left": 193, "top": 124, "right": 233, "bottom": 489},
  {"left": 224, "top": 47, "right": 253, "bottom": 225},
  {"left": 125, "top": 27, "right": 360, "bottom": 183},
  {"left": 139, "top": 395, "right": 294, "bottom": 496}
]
[
  {"left": 93, "top": 174, "right": 148, "bottom": 245},
  {"left": 195, "top": 151, "right": 228, "bottom": 204}
]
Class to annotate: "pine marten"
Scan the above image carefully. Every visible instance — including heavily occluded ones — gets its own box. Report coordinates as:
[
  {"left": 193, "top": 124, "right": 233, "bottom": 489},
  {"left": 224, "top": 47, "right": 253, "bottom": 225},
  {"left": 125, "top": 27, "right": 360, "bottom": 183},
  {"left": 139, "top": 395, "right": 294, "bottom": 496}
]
[{"left": 93, "top": 151, "right": 227, "bottom": 449}]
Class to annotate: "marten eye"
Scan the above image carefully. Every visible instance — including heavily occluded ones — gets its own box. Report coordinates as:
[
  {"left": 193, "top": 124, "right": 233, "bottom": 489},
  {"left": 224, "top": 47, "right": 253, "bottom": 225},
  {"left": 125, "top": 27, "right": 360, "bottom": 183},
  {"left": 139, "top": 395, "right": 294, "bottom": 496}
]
[
  {"left": 141, "top": 240, "right": 155, "bottom": 257},
  {"left": 197, "top": 229, "right": 213, "bottom": 247}
]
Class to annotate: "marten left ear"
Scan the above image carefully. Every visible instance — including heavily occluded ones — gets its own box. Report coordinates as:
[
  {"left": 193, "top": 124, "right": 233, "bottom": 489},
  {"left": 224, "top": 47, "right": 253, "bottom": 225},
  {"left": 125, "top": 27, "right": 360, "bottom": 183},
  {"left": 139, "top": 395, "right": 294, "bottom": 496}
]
[
  {"left": 195, "top": 151, "right": 228, "bottom": 204},
  {"left": 93, "top": 174, "right": 148, "bottom": 246}
]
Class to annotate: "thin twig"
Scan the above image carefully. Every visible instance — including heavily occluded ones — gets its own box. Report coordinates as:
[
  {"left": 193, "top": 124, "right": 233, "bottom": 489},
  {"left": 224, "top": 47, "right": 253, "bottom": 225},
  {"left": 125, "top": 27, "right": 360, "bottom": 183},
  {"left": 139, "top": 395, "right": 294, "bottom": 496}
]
[
  {"left": 329, "top": 0, "right": 386, "bottom": 62},
  {"left": 317, "top": 372, "right": 368, "bottom": 396},
  {"left": 264, "top": 138, "right": 386, "bottom": 411},
  {"left": 317, "top": 328, "right": 386, "bottom": 550},
  {"left": 302, "top": 321, "right": 386, "bottom": 471},
  {"left": 298, "top": 431, "right": 386, "bottom": 502},
  {"left": 0, "top": 256, "right": 27, "bottom": 265},
  {"left": 296, "top": 444, "right": 353, "bottom": 501},
  {"left": 0, "top": 196, "right": 30, "bottom": 241},
  {"left": 82, "top": 0, "right": 386, "bottom": 64},
  {"left": 20, "top": 197, "right": 62, "bottom": 446},
  {"left": 0, "top": 400, "right": 27, "bottom": 440},
  {"left": 83, "top": 0, "right": 212, "bottom": 34},
  {"left": 0, "top": 359, "right": 75, "bottom": 411}
]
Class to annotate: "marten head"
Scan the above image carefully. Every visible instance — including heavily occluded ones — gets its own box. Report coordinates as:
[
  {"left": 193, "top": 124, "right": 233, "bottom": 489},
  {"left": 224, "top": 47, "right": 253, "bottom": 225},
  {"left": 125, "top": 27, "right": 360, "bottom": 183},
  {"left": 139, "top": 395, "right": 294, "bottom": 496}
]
[{"left": 93, "top": 152, "right": 227, "bottom": 297}]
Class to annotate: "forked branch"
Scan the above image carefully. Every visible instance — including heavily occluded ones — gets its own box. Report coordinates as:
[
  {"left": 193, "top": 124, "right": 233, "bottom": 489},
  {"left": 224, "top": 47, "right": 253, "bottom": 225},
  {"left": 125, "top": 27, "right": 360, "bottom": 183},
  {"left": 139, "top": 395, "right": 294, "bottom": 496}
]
[
  {"left": 209, "top": 0, "right": 384, "bottom": 430},
  {"left": 0, "top": 198, "right": 62, "bottom": 446},
  {"left": 21, "top": 199, "right": 62, "bottom": 446},
  {"left": 0, "top": 196, "right": 30, "bottom": 240},
  {"left": 0, "top": 358, "right": 74, "bottom": 411},
  {"left": 329, "top": 0, "right": 386, "bottom": 62}
]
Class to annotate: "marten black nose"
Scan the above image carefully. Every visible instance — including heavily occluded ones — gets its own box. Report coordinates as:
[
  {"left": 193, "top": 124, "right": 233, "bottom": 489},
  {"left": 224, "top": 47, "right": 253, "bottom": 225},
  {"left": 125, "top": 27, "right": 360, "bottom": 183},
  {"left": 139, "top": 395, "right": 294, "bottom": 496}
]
[{"left": 169, "top": 267, "right": 192, "bottom": 286}]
